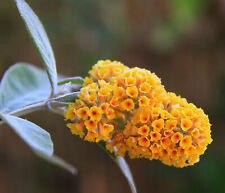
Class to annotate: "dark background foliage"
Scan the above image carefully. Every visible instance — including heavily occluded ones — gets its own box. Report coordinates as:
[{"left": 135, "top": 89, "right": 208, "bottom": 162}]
[{"left": 0, "top": 0, "right": 225, "bottom": 193}]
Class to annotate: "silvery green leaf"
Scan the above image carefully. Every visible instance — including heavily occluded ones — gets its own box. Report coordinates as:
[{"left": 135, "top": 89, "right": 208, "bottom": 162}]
[
  {"left": 0, "top": 64, "right": 50, "bottom": 113},
  {"left": 0, "top": 114, "right": 53, "bottom": 156},
  {"left": 0, "top": 114, "right": 77, "bottom": 174},
  {"left": 35, "top": 152, "right": 77, "bottom": 175},
  {"left": 116, "top": 156, "right": 137, "bottom": 193},
  {"left": 51, "top": 92, "right": 79, "bottom": 103},
  {"left": 15, "top": 0, "right": 57, "bottom": 95}
]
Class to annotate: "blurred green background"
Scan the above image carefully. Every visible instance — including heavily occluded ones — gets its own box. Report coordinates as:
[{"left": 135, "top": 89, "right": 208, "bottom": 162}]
[{"left": 0, "top": 0, "right": 224, "bottom": 193}]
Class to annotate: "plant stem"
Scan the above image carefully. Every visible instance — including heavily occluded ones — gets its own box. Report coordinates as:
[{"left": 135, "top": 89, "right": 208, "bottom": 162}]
[
  {"left": 0, "top": 100, "right": 47, "bottom": 125},
  {"left": 0, "top": 99, "right": 69, "bottom": 126}
]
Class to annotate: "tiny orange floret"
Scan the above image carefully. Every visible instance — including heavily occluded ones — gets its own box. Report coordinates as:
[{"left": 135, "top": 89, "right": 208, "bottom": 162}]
[
  {"left": 121, "top": 99, "right": 135, "bottom": 111},
  {"left": 102, "top": 124, "right": 114, "bottom": 136},
  {"left": 67, "top": 121, "right": 85, "bottom": 138},
  {"left": 98, "top": 79, "right": 107, "bottom": 87},
  {"left": 178, "top": 147, "right": 185, "bottom": 156},
  {"left": 100, "top": 103, "right": 110, "bottom": 114},
  {"left": 89, "top": 106, "right": 102, "bottom": 121},
  {"left": 138, "top": 125, "right": 150, "bottom": 136},
  {"left": 75, "top": 99, "right": 85, "bottom": 108},
  {"left": 140, "top": 112, "right": 150, "bottom": 123},
  {"left": 115, "top": 143, "right": 127, "bottom": 157},
  {"left": 84, "top": 120, "right": 97, "bottom": 131},
  {"left": 165, "top": 120, "right": 177, "bottom": 130},
  {"left": 151, "top": 107, "right": 161, "bottom": 118},
  {"left": 125, "top": 76, "right": 136, "bottom": 86},
  {"left": 160, "top": 137, "right": 171, "bottom": 149},
  {"left": 113, "top": 87, "right": 125, "bottom": 98},
  {"left": 171, "top": 109, "right": 180, "bottom": 118},
  {"left": 170, "top": 150, "right": 178, "bottom": 159},
  {"left": 106, "top": 108, "right": 116, "bottom": 119},
  {"left": 114, "top": 133, "right": 125, "bottom": 142},
  {"left": 84, "top": 77, "right": 93, "bottom": 86},
  {"left": 126, "top": 86, "right": 138, "bottom": 98},
  {"left": 77, "top": 107, "right": 89, "bottom": 120},
  {"left": 150, "top": 143, "right": 162, "bottom": 153},
  {"left": 150, "top": 131, "right": 162, "bottom": 141},
  {"left": 152, "top": 119, "right": 164, "bottom": 132},
  {"left": 183, "top": 108, "right": 193, "bottom": 118},
  {"left": 164, "top": 130, "right": 174, "bottom": 137},
  {"left": 185, "top": 145, "right": 196, "bottom": 155},
  {"left": 123, "top": 123, "right": 138, "bottom": 136},
  {"left": 146, "top": 73, "right": 161, "bottom": 85},
  {"left": 181, "top": 118, "right": 193, "bottom": 131},
  {"left": 138, "top": 96, "right": 150, "bottom": 106},
  {"left": 112, "top": 67, "right": 123, "bottom": 76},
  {"left": 180, "top": 135, "right": 192, "bottom": 148},
  {"left": 98, "top": 68, "right": 110, "bottom": 79},
  {"left": 88, "top": 93, "right": 97, "bottom": 104},
  {"left": 139, "top": 82, "right": 151, "bottom": 93},
  {"left": 88, "top": 83, "right": 98, "bottom": 90},
  {"left": 85, "top": 130, "right": 98, "bottom": 142},
  {"left": 162, "top": 149, "right": 169, "bottom": 157},
  {"left": 126, "top": 136, "right": 137, "bottom": 147},
  {"left": 191, "top": 128, "right": 200, "bottom": 138},
  {"left": 171, "top": 132, "right": 183, "bottom": 143},
  {"left": 106, "top": 143, "right": 114, "bottom": 153},
  {"left": 110, "top": 97, "right": 120, "bottom": 107},
  {"left": 138, "top": 136, "right": 150, "bottom": 147},
  {"left": 64, "top": 105, "right": 76, "bottom": 121},
  {"left": 98, "top": 87, "right": 110, "bottom": 97},
  {"left": 160, "top": 110, "right": 172, "bottom": 119}
]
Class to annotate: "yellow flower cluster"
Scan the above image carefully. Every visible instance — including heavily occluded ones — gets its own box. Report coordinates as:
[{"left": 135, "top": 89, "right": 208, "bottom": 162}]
[{"left": 64, "top": 60, "right": 212, "bottom": 167}]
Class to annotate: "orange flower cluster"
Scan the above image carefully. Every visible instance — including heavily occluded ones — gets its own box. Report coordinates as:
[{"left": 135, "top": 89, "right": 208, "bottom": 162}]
[{"left": 64, "top": 60, "right": 212, "bottom": 167}]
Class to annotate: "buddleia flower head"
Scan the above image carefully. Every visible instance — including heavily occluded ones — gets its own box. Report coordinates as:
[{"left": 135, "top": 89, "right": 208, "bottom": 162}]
[{"left": 65, "top": 60, "right": 212, "bottom": 168}]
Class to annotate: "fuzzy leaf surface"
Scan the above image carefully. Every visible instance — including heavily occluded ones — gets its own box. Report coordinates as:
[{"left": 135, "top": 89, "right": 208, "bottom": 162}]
[
  {"left": 0, "top": 64, "right": 50, "bottom": 113},
  {"left": 16, "top": 0, "right": 57, "bottom": 94}
]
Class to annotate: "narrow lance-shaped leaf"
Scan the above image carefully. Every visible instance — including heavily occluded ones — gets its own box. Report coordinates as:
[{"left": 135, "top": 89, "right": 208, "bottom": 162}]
[
  {"left": 0, "top": 113, "right": 53, "bottom": 156},
  {"left": 98, "top": 141, "right": 137, "bottom": 193},
  {"left": 15, "top": 0, "right": 57, "bottom": 95},
  {"left": 35, "top": 152, "right": 77, "bottom": 175},
  {"left": 0, "top": 64, "right": 51, "bottom": 113},
  {"left": 51, "top": 92, "right": 79, "bottom": 103},
  {"left": 116, "top": 156, "right": 137, "bottom": 193},
  {"left": 58, "top": 77, "right": 84, "bottom": 86},
  {"left": 0, "top": 114, "right": 77, "bottom": 174}
]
